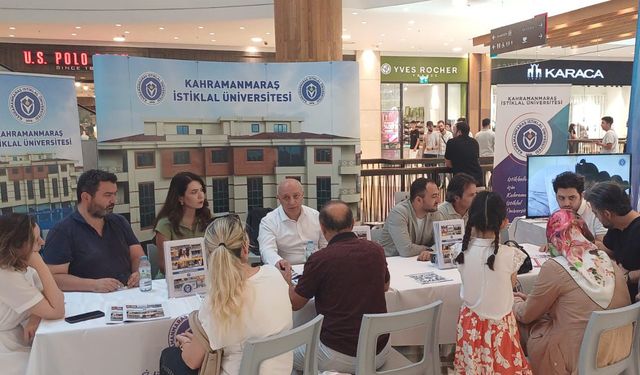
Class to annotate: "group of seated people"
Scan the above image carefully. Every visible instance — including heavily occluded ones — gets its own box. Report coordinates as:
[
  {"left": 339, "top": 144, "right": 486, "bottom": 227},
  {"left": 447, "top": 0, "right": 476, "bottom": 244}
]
[{"left": 1, "top": 167, "right": 638, "bottom": 375}]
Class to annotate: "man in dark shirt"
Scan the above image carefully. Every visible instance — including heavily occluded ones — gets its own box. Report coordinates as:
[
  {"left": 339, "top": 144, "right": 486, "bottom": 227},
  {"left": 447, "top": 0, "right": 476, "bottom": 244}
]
[
  {"left": 585, "top": 182, "right": 640, "bottom": 298},
  {"left": 282, "top": 200, "right": 390, "bottom": 373},
  {"left": 444, "top": 121, "right": 484, "bottom": 186},
  {"left": 42, "top": 170, "right": 144, "bottom": 292}
]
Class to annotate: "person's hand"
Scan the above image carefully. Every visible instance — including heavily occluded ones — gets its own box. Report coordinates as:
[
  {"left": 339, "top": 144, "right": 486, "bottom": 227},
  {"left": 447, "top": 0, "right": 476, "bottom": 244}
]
[
  {"left": 514, "top": 292, "right": 528, "bottom": 301},
  {"left": 538, "top": 244, "right": 548, "bottom": 253},
  {"left": 277, "top": 261, "right": 292, "bottom": 285},
  {"left": 276, "top": 259, "right": 291, "bottom": 272},
  {"left": 417, "top": 249, "right": 433, "bottom": 262},
  {"left": 92, "top": 278, "right": 123, "bottom": 293},
  {"left": 176, "top": 331, "right": 194, "bottom": 351},
  {"left": 127, "top": 272, "right": 140, "bottom": 288},
  {"left": 23, "top": 316, "right": 41, "bottom": 344}
]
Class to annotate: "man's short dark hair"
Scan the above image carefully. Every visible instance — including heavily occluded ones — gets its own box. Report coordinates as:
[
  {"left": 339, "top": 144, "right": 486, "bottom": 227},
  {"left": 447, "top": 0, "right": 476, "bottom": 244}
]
[
  {"left": 410, "top": 178, "right": 436, "bottom": 201},
  {"left": 446, "top": 173, "right": 477, "bottom": 203},
  {"left": 426, "top": 120, "right": 434, "bottom": 126},
  {"left": 319, "top": 200, "right": 353, "bottom": 232},
  {"left": 76, "top": 169, "right": 117, "bottom": 203},
  {"left": 584, "top": 181, "right": 631, "bottom": 216},
  {"left": 552, "top": 172, "right": 584, "bottom": 194},
  {"left": 601, "top": 116, "right": 613, "bottom": 125},
  {"left": 456, "top": 121, "right": 470, "bottom": 136},
  {"left": 482, "top": 118, "right": 491, "bottom": 127}
]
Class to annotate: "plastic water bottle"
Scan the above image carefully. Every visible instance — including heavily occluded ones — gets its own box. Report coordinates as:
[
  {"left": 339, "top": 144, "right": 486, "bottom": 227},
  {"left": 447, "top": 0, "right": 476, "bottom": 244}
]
[
  {"left": 304, "top": 240, "right": 314, "bottom": 261},
  {"left": 139, "top": 255, "right": 152, "bottom": 292}
]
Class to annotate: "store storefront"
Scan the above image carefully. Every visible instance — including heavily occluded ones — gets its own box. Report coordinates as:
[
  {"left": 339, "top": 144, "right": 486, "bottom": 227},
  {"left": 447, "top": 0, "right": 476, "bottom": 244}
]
[
  {"left": 491, "top": 59, "right": 633, "bottom": 139},
  {"left": 380, "top": 56, "right": 469, "bottom": 159}
]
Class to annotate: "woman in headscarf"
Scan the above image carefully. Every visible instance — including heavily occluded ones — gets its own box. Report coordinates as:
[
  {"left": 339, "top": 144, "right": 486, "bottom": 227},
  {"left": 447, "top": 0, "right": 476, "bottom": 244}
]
[{"left": 513, "top": 209, "right": 632, "bottom": 374}]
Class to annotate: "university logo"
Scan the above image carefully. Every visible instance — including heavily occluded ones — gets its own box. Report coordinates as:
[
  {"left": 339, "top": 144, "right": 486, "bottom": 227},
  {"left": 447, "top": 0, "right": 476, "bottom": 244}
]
[
  {"left": 8, "top": 85, "right": 46, "bottom": 124},
  {"left": 298, "top": 76, "right": 325, "bottom": 105},
  {"left": 380, "top": 63, "right": 392, "bottom": 75},
  {"left": 167, "top": 314, "right": 190, "bottom": 347},
  {"left": 527, "top": 64, "right": 542, "bottom": 80},
  {"left": 136, "top": 72, "right": 166, "bottom": 105},
  {"left": 507, "top": 118, "right": 550, "bottom": 160}
]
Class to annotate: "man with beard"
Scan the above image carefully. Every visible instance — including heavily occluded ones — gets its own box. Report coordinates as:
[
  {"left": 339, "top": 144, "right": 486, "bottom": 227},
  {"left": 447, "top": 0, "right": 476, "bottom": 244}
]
[{"left": 42, "top": 170, "right": 144, "bottom": 292}]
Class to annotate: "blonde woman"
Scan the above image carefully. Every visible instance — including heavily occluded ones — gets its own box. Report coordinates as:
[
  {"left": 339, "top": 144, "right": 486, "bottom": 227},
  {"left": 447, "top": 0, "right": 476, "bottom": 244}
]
[
  {"left": 0, "top": 214, "right": 65, "bottom": 375},
  {"left": 161, "top": 215, "right": 293, "bottom": 375}
]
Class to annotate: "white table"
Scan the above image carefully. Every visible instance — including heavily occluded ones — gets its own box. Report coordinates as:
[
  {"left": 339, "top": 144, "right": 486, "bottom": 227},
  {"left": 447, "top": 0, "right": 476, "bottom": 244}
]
[
  {"left": 26, "top": 280, "right": 201, "bottom": 375},
  {"left": 293, "top": 243, "right": 545, "bottom": 345},
  {"left": 509, "top": 216, "right": 548, "bottom": 246}
]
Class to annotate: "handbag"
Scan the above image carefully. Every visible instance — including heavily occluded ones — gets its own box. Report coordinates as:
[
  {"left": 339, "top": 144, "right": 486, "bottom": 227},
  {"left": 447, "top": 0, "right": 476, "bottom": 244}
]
[
  {"left": 188, "top": 310, "right": 223, "bottom": 375},
  {"left": 503, "top": 240, "right": 533, "bottom": 274}
]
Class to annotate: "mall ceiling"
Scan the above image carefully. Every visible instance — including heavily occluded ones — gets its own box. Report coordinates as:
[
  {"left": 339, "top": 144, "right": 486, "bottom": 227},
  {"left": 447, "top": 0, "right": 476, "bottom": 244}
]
[{"left": 0, "top": 0, "right": 635, "bottom": 59}]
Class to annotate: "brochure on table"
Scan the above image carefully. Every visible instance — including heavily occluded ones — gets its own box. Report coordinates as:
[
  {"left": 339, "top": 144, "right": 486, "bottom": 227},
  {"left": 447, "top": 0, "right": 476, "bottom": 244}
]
[
  {"left": 432, "top": 219, "right": 464, "bottom": 270},
  {"left": 106, "top": 304, "right": 169, "bottom": 324},
  {"left": 163, "top": 237, "right": 208, "bottom": 298},
  {"left": 352, "top": 225, "right": 372, "bottom": 240}
]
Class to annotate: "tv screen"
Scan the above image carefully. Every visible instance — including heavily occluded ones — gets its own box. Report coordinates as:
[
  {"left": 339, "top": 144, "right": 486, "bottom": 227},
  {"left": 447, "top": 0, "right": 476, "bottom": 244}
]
[{"left": 526, "top": 153, "right": 631, "bottom": 218}]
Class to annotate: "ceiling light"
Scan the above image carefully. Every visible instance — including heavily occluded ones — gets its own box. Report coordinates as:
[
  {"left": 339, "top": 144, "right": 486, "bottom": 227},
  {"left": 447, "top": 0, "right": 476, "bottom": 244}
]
[
  {"left": 75, "top": 26, "right": 81, "bottom": 29},
  {"left": 115, "top": 24, "right": 122, "bottom": 27},
  {"left": 113, "top": 36, "right": 125, "bottom": 42},
  {"left": 71, "top": 33, "right": 77, "bottom": 36},
  {"left": 124, "top": 31, "right": 130, "bottom": 34},
  {"left": 9, "top": 34, "right": 15, "bottom": 37},
  {"left": 342, "top": 34, "right": 351, "bottom": 40},
  {"left": 380, "top": 33, "right": 385, "bottom": 37},
  {"left": 159, "top": 27, "right": 165, "bottom": 30},
  {"left": 408, "top": 20, "right": 415, "bottom": 25},
  {"left": 246, "top": 46, "right": 258, "bottom": 53},
  {"left": 266, "top": 32, "right": 271, "bottom": 35},
  {"left": 198, "top": 26, "right": 204, "bottom": 29},
  {"left": 240, "top": 26, "right": 246, "bottom": 30},
  {"left": 352, "top": 12, "right": 358, "bottom": 15},
  {"left": 74, "top": 82, "right": 81, "bottom": 87},
  {"left": 209, "top": 32, "right": 215, "bottom": 35},
  {"left": 452, "top": 47, "right": 462, "bottom": 52},
  {"left": 82, "top": 85, "right": 89, "bottom": 91},
  {"left": 173, "top": 36, "right": 179, "bottom": 40},
  {"left": 210, "top": 39, "right": 216, "bottom": 42},
  {"left": 251, "top": 37, "right": 263, "bottom": 43},
  {"left": 402, "top": 7, "right": 409, "bottom": 12},
  {"left": 411, "top": 46, "right": 415, "bottom": 49},
  {"left": 361, "top": 21, "right": 367, "bottom": 24},
  {"left": 9, "top": 26, "right": 15, "bottom": 30}
]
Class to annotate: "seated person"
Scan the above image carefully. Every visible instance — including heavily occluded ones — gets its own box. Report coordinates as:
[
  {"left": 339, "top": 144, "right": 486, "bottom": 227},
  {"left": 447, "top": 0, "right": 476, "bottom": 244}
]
[
  {"left": 379, "top": 178, "right": 439, "bottom": 260},
  {"left": 585, "top": 181, "right": 640, "bottom": 298},
  {"left": 513, "top": 209, "right": 631, "bottom": 374},
  {"left": 161, "top": 215, "right": 293, "bottom": 375},
  {"left": 432, "top": 173, "right": 476, "bottom": 223},
  {"left": 281, "top": 201, "right": 390, "bottom": 373},
  {"left": 154, "top": 172, "right": 213, "bottom": 273},
  {"left": 42, "top": 170, "right": 144, "bottom": 292},
  {"left": 258, "top": 178, "right": 327, "bottom": 270},
  {"left": 0, "top": 214, "right": 65, "bottom": 375}
]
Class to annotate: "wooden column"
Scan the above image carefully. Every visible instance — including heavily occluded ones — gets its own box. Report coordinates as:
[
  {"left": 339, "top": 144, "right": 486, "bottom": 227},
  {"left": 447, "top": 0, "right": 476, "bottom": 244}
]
[
  {"left": 274, "top": 0, "right": 342, "bottom": 62},
  {"left": 468, "top": 53, "right": 492, "bottom": 133}
]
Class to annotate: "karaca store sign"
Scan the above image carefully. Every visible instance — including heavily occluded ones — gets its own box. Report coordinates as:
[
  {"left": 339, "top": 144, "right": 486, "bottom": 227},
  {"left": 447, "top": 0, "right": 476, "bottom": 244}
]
[
  {"left": 492, "top": 59, "right": 632, "bottom": 85},
  {"left": 380, "top": 56, "right": 468, "bottom": 83}
]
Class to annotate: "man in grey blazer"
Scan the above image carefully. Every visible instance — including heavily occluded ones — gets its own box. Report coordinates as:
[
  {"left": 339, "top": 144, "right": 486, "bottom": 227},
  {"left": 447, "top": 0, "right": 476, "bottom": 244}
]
[{"left": 379, "top": 178, "right": 440, "bottom": 260}]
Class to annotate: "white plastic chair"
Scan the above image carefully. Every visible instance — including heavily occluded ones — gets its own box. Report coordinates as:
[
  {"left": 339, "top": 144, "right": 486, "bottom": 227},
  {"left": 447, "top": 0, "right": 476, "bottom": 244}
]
[
  {"left": 356, "top": 301, "right": 442, "bottom": 375},
  {"left": 239, "top": 314, "right": 324, "bottom": 375},
  {"left": 145, "top": 243, "right": 160, "bottom": 279},
  {"left": 578, "top": 301, "right": 640, "bottom": 375}
]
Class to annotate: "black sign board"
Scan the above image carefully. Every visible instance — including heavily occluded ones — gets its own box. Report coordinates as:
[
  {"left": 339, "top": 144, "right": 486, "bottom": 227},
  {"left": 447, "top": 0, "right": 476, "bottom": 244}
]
[
  {"left": 490, "top": 14, "right": 547, "bottom": 55},
  {"left": 492, "top": 59, "right": 633, "bottom": 86}
]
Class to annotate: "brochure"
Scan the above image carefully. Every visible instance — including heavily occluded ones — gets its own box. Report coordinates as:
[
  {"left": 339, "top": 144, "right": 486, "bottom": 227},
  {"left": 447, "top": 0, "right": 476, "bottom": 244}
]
[
  {"left": 164, "top": 237, "right": 208, "bottom": 298},
  {"left": 106, "top": 303, "right": 169, "bottom": 324},
  {"left": 352, "top": 225, "right": 372, "bottom": 240},
  {"left": 406, "top": 272, "right": 452, "bottom": 285},
  {"left": 432, "top": 219, "right": 465, "bottom": 270}
]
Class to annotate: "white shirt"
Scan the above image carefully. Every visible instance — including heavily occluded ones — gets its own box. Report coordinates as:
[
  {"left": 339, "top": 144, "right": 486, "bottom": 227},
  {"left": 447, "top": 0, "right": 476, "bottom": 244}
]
[
  {"left": 423, "top": 131, "right": 439, "bottom": 153},
  {"left": 199, "top": 266, "right": 293, "bottom": 375},
  {"left": 437, "top": 130, "right": 453, "bottom": 155},
  {"left": 475, "top": 128, "right": 495, "bottom": 157},
  {"left": 258, "top": 205, "right": 327, "bottom": 265},
  {"left": 577, "top": 199, "right": 607, "bottom": 237},
  {"left": 458, "top": 239, "right": 526, "bottom": 320},
  {"left": 600, "top": 129, "right": 618, "bottom": 153},
  {"left": 0, "top": 267, "right": 44, "bottom": 375}
]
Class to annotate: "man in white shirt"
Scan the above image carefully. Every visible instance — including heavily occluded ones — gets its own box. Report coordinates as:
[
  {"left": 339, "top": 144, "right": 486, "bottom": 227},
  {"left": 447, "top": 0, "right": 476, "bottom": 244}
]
[
  {"left": 258, "top": 178, "right": 327, "bottom": 270},
  {"left": 597, "top": 116, "right": 618, "bottom": 154},
  {"left": 421, "top": 121, "right": 439, "bottom": 158},
  {"left": 437, "top": 120, "right": 453, "bottom": 156},
  {"left": 475, "top": 118, "right": 495, "bottom": 157}
]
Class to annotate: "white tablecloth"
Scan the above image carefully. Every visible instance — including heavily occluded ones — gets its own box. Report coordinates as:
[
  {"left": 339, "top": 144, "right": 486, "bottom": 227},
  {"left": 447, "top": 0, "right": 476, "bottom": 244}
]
[
  {"left": 509, "top": 217, "right": 548, "bottom": 246},
  {"left": 26, "top": 280, "right": 201, "bottom": 375}
]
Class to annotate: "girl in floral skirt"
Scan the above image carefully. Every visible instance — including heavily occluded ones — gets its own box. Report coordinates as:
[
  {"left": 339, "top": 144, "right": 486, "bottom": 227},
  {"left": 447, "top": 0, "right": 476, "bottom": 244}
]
[{"left": 453, "top": 191, "right": 531, "bottom": 374}]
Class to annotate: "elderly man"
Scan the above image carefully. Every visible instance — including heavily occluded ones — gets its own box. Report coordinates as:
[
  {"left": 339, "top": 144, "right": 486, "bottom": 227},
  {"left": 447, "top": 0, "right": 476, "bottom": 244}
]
[
  {"left": 282, "top": 200, "right": 390, "bottom": 373},
  {"left": 379, "top": 178, "right": 440, "bottom": 260},
  {"left": 259, "top": 178, "right": 327, "bottom": 269},
  {"left": 433, "top": 173, "right": 476, "bottom": 223},
  {"left": 42, "top": 170, "right": 144, "bottom": 292}
]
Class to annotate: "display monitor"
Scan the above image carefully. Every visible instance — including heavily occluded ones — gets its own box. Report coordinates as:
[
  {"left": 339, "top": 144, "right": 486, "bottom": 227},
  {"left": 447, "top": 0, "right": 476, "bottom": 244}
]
[{"left": 526, "top": 153, "right": 631, "bottom": 218}]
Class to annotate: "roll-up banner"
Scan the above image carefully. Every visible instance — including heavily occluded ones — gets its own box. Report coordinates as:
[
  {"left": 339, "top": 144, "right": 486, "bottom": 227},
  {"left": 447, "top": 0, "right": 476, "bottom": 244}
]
[{"left": 492, "top": 84, "right": 570, "bottom": 221}]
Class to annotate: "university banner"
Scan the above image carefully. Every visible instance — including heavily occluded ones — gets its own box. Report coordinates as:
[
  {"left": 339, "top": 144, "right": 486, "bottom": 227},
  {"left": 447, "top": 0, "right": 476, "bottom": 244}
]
[
  {"left": 492, "top": 84, "right": 570, "bottom": 221},
  {"left": 627, "top": 15, "right": 640, "bottom": 210},
  {"left": 0, "top": 72, "right": 82, "bottom": 227}
]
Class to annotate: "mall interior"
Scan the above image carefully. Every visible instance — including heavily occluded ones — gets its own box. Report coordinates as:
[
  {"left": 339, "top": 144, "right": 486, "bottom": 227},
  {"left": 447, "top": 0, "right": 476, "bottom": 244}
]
[{"left": 1, "top": 1, "right": 639, "bottom": 375}]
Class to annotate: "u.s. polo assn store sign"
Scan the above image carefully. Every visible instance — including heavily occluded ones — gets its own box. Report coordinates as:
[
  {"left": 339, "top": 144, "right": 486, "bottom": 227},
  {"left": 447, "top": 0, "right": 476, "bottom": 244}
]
[{"left": 492, "top": 59, "right": 633, "bottom": 86}]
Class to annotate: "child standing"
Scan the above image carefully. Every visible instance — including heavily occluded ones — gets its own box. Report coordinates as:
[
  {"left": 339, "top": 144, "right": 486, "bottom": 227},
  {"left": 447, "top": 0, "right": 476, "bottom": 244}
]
[{"left": 453, "top": 191, "right": 531, "bottom": 374}]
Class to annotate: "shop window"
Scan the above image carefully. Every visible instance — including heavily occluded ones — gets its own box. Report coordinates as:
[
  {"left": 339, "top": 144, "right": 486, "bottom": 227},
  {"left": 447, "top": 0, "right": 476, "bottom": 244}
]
[
  {"left": 247, "top": 177, "right": 263, "bottom": 210},
  {"left": 61, "top": 165, "right": 68, "bottom": 172},
  {"left": 52, "top": 178, "right": 59, "bottom": 198},
  {"left": 211, "top": 178, "right": 230, "bottom": 213},
  {"left": 14, "top": 181, "right": 21, "bottom": 200},
  {"left": 211, "top": 149, "right": 229, "bottom": 163},
  {"left": 177, "top": 125, "right": 189, "bottom": 135},
  {"left": 117, "top": 182, "right": 130, "bottom": 204},
  {"left": 0, "top": 169, "right": 5, "bottom": 176},
  {"left": 138, "top": 182, "right": 156, "bottom": 229},
  {"left": 37, "top": 166, "right": 44, "bottom": 173},
  {"left": 195, "top": 129, "right": 203, "bottom": 135},
  {"left": 120, "top": 213, "right": 132, "bottom": 224},
  {"left": 0, "top": 182, "right": 7, "bottom": 202},
  {"left": 317, "top": 177, "right": 331, "bottom": 210},
  {"left": 315, "top": 148, "right": 332, "bottom": 163},
  {"left": 173, "top": 151, "right": 191, "bottom": 165},
  {"left": 246, "top": 149, "right": 264, "bottom": 162},
  {"left": 277, "top": 146, "right": 305, "bottom": 167},
  {"left": 274, "top": 123, "right": 288, "bottom": 133},
  {"left": 62, "top": 177, "right": 69, "bottom": 197},
  {"left": 251, "top": 123, "right": 260, "bottom": 133},
  {"left": 135, "top": 152, "right": 155, "bottom": 168},
  {"left": 27, "top": 180, "right": 34, "bottom": 200},
  {"left": 38, "top": 180, "right": 46, "bottom": 199},
  {"left": 48, "top": 165, "right": 58, "bottom": 174},
  {"left": 12, "top": 167, "right": 19, "bottom": 174}
]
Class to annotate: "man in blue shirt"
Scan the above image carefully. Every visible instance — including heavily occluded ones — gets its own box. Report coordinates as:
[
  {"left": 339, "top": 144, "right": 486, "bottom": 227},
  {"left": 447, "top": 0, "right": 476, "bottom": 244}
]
[{"left": 42, "top": 170, "right": 144, "bottom": 292}]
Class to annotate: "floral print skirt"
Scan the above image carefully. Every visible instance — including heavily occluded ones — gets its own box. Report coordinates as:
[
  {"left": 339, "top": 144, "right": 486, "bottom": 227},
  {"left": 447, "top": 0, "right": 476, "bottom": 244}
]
[{"left": 454, "top": 306, "right": 532, "bottom": 375}]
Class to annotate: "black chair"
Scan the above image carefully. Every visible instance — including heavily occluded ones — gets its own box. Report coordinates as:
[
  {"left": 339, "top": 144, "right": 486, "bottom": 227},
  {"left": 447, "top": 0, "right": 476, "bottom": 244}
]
[{"left": 245, "top": 207, "right": 272, "bottom": 256}]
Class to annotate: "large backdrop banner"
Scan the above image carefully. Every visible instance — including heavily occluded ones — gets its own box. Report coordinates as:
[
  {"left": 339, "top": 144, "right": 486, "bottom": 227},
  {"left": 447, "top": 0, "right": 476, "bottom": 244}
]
[
  {"left": 0, "top": 72, "right": 82, "bottom": 227},
  {"left": 493, "top": 84, "right": 570, "bottom": 221},
  {"left": 93, "top": 55, "right": 360, "bottom": 141}
]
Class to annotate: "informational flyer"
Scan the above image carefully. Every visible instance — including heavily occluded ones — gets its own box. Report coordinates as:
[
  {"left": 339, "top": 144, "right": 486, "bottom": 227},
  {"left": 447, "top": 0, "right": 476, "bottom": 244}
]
[
  {"left": 432, "top": 219, "right": 464, "bottom": 270},
  {"left": 163, "top": 238, "right": 208, "bottom": 298}
]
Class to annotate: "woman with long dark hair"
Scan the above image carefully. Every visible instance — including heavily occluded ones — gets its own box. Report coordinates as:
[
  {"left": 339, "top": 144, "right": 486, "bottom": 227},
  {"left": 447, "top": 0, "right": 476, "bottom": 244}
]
[{"left": 154, "top": 172, "right": 213, "bottom": 273}]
